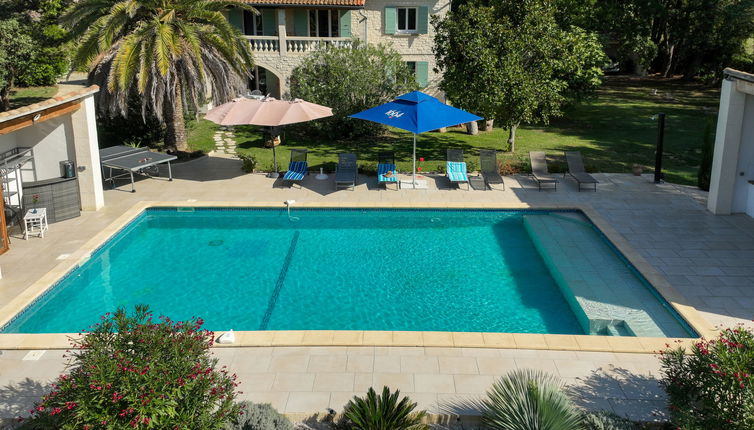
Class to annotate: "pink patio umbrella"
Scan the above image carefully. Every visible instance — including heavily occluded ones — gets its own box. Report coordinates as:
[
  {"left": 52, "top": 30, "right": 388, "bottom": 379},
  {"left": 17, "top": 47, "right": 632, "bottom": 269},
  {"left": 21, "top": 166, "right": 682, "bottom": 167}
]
[{"left": 205, "top": 96, "right": 333, "bottom": 177}]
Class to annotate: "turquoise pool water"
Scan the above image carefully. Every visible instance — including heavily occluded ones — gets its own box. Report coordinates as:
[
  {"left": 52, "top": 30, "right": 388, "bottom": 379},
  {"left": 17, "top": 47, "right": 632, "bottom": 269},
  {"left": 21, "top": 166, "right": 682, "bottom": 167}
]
[{"left": 1, "top": 208, "right": 694, "bottom": 336}]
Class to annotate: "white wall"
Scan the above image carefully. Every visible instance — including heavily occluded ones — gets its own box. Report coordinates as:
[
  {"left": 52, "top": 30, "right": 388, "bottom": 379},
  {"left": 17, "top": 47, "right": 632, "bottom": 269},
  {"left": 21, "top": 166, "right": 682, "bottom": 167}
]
[
  {"left": 709, "top": 72, "right": 754, "bottom": 216},
  {"left": 13, "top": 115, "right": 74, "bottom": 182}
]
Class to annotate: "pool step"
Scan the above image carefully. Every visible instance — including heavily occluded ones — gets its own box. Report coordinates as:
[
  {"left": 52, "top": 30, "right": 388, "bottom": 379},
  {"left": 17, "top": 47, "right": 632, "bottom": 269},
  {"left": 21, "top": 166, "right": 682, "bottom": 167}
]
[{"left": 522, "top": 214, "right": 690, "bottom": 338}]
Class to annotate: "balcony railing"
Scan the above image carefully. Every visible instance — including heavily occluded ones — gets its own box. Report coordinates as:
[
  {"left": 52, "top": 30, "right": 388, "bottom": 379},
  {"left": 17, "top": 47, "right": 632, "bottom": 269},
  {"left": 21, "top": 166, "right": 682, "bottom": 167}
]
[{"left": 245, "top": 35, "right": 352, "bottom": 54}]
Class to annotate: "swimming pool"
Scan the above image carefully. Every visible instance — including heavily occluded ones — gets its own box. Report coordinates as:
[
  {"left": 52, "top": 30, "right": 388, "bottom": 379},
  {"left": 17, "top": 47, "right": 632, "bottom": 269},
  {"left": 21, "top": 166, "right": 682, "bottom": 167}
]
[{"left": 1, "top": 208, "right": 695, "bottom": 337}]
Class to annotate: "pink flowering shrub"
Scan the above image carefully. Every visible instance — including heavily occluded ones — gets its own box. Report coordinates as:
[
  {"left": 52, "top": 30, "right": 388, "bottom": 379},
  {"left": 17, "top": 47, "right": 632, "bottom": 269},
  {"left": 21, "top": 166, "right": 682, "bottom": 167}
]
[
  {"left": 660, "top": 326, "right": 754, "bottom": 430},
  {"left": 20, "top": 306, "right": 240, "bottom": 429}
]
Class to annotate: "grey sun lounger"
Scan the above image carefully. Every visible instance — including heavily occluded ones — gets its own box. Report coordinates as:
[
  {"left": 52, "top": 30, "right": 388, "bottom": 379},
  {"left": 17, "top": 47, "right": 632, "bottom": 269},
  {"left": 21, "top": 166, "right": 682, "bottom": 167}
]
[
  {"left": 446, "top": 149, "right": 469, "bottom": 190},
  {"left": 564, "top": 151, "right": 598, "bottom": 192},
  {"left": 479, "top": 149, "right": 504, "bottom": 190},
  {"left": 100, "top": 145, "right": 176, "bottom": 193},
  {"left": 335, "top": 153, "right": 358, "bottom": 190},
  {"left": 529, "top": 151, "right": 558, "bottom": 191}
]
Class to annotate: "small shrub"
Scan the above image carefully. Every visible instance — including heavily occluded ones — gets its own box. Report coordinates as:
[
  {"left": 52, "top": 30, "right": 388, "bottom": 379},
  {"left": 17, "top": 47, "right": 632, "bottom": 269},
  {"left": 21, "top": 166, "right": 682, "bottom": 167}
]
[
  {"left": 582, "top": 410, "right": 641, "bottom": 430},
  {"left": 225, "top": 402, "right": 292, "bottom": 430},
  {"left": 238, "top": 153, "right": 258, "bottom": 173},
  {"left": 660, "top": 326, "right": 754, "bottom": 430},
  {"left": 358, "top": 162, "right": 378, "bottom": 176},
  {"left": 697, "top": 116, "right": 715, "bottom": 191},
  {"left": 341, "top": 387, "right": 428, "bottom": 430},
  {"left": 466, "top": 160, "right": 479, "bottom": 173},
  {"left": 481, "top": 369, "right": 582, "bottom": 430},
  {"left": 20, "top": 306, "right": 240, "bottom": 429},
  {"left": 497, "top": 158, "right": 523, "bottom": 175}
]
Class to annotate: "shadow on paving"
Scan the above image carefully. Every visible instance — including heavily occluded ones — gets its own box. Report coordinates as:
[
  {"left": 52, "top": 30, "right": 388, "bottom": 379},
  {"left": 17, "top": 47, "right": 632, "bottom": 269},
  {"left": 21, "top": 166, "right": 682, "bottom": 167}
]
[{"left": 0, "top": 378, "right": 49, "bottom": 426}]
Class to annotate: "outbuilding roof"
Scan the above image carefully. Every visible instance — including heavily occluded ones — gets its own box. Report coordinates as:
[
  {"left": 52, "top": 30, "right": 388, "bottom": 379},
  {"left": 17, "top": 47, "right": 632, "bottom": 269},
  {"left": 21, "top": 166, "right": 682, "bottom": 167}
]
[{"left": 0, "top": 86, "right": 100, "bottom": 124}]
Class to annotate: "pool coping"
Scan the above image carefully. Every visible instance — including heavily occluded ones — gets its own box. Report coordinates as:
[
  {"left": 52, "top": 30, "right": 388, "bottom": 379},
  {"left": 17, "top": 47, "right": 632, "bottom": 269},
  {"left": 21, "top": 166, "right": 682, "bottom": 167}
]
[{"left": 0, "top": 201, "right": 716, "bottom": 353}]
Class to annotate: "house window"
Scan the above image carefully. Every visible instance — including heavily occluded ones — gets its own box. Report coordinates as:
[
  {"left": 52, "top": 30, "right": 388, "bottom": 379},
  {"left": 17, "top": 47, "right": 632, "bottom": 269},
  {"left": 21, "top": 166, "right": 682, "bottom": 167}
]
[
  {"left": 243, "top": 10, "right": 263, "bottom": 36},
  {"left": 405, "top": 61, "right": 417, "bottom": 75},
  {"left": 309, "top": 9, "right": 339, "bottom": 37},
  {"left": 397, "top": 7, "right": 417, "bottom": 32}
]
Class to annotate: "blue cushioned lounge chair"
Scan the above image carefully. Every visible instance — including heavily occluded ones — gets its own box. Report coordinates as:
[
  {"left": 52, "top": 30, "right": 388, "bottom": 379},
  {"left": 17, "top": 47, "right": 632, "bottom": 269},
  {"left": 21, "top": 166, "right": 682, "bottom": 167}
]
[
  {"left": 283, "top": 149, "right": 308, "bottom": 188},
  {"left": 377, "top": 152, "right": 398, "bottom": 190},
  {"left": 446, "top": 149, "right": 469, "bottom": 190}
]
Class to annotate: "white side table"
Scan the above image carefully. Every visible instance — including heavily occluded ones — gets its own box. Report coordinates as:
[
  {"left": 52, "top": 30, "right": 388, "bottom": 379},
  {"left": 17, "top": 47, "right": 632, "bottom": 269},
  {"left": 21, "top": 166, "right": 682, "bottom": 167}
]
[{"left": 24, "top": 208, "right": 48, "bottom": 240}]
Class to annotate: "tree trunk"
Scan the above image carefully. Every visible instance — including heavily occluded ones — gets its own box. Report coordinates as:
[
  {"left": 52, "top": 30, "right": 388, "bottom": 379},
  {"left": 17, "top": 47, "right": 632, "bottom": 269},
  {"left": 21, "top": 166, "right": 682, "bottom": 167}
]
[
  {"left": 480, "top": 119, "right": 494, "bottom": 131},
  {"left": 465, "top": 121, "right": 478, "bottom": 135},
  {"left": 507, "top": 124, "right": 518, "bottom": 152},
  {"left": 0, "top": 79, "right": 13, "bottom": 112},
  {"left": 661, "top": 42, "right": 675, "bottom": 78},
  {"left": 164, "top": 83, "right": 188, "bottom": 153}
]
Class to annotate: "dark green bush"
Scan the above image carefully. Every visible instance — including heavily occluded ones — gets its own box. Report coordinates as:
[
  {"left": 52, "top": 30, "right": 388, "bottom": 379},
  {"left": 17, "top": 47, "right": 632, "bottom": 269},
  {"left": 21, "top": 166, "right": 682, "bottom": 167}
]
[
  {"left": 660, "top": 326, "right": 754, "bottom": 430},
  {"left": 289, "top": 40, "right": 418, "bottom": 139},
  {"left": 20, "top": 306, "right": 240, "bottom": 429},
  {"left": 238, "top": 153, "right": 258, "bottom": 173},
  {"left": 225, "top": 402, "right": 292, "bottom": 430},
  {"left": 582, "top": 410, "right": 641, "bottom": 430},
  {"left": 697, "top": 116, "right": 715, "bottom": 191},
  {"left": 340, "top": 387, "right": 428, "bottom": 430}
]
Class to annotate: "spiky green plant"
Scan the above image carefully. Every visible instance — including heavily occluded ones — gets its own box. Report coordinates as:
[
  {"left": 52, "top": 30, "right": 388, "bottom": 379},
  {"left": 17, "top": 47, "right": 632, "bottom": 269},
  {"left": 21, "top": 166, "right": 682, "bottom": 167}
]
[
  {"left": 61, "top": 0, "right": 255, "bottom": 152},
  {"left": 342, "top": 387, "right": 428, "bottom": 430},
  {"left": 481, "top": 369, "right": 583, "bottom": 430}
]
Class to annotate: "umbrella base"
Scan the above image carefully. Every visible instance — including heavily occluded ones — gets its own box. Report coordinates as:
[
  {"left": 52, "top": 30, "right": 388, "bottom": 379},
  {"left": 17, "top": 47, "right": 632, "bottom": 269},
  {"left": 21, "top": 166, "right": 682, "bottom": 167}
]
[
  {"left": 400, "top": 179, "right": 428, "bottom": 189},
  {"left": 267, "top": 172, "right": 280, "bottom": 178}
]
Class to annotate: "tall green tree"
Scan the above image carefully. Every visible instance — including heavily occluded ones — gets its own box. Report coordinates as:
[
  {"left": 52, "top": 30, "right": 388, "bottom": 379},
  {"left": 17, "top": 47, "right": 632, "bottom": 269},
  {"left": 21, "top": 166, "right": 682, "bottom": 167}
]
[
  {"left": 0, "top": 19, "right": 35, "bottom": 111},
  {"left": 0, "top": 0, "right": 73, "bottom": 88},
  {"left": 61, "top": 0, "right": 255, "bottom": 152},
  {"left": 433, "top": 0, "right": 606, "bottom": 151},
  {"left": 594, "top": 0, "right": 754, "bottom": 79},
  {"left": 290, "top": 41, "right": 418, "bottom": 138}
]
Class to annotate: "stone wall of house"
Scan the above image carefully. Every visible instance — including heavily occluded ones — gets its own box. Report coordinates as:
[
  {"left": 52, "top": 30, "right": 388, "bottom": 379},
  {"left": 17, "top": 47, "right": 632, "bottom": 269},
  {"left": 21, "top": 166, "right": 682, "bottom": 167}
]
[
  {"left": 249, "top": 0, "right": 451, "bottom": 98},
  {"left": 351, "top": 0, "right": 451, "bottom": 97}
]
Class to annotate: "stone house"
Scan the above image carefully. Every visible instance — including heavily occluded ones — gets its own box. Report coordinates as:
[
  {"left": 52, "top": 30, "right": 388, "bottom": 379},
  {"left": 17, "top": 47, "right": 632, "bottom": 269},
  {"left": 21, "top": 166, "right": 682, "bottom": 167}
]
[{"left": 225, "top": 0, "right": 450, "bottom": 98}]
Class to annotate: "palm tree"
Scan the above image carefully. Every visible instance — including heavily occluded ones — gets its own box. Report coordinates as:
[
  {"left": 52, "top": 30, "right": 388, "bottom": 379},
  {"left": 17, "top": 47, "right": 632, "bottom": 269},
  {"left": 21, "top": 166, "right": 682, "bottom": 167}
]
[{"left": 62, "top": 0, "right": 254, "bottom": 152}]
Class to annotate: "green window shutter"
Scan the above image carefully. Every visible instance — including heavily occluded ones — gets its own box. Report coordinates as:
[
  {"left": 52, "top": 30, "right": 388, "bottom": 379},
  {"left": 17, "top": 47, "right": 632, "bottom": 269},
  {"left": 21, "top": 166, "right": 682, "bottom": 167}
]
[
  {"left": 294, "top": 9, "right": 308, "bottom": 36},
  {"left": 261, "top": 9, "right": 277, "bottom": 36},
  {"left": 384, "top": 6, "right": 396, "bottom": 34},
  {"left": 227, "top": 8, "right": 243, "bottom": 32},
  {"left": 417, "top": 6, "right": 429, "bottom": 34},
  {"left": 339, "top": 10, "right": 352, "bottom": 37},
  {"left": 416, "top": 61, "right": 428, "bottom": 88}
]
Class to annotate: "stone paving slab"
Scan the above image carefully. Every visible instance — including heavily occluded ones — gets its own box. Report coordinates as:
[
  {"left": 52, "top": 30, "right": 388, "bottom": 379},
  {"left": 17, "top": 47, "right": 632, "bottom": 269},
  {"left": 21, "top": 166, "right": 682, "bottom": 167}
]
[{"left": 0, "top": 346, "right": 667, "bottom": 422}]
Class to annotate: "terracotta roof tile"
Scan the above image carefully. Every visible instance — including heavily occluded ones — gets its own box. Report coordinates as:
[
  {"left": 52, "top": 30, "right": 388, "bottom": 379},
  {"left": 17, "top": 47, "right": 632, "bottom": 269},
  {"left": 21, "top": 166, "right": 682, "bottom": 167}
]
[{"left": 240, "top": 0, "right": 364, "bottom": 6}]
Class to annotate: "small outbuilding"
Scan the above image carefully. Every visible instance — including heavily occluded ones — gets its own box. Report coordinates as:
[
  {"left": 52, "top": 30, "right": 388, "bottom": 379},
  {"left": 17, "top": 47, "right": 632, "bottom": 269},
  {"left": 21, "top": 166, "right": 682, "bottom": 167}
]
[
  {"left": 708, "top": 68, "right": 754, "bottom": 218},
  {"left": 0, "top": 86, "right": 104, "bottom": 254}
]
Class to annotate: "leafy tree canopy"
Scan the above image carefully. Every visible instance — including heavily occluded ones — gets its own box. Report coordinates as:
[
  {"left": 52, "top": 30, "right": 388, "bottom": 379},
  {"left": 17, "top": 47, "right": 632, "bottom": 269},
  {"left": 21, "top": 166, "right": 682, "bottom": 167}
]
[
  {"left": 289, "top": 41, "right": 418, "bottom": 139},
  {"left": 433, "top": 0, "right": 606, "bottom": 150},
  {"left": 0, "top": 18, "right": 35, "bottom": 111},
  {"left": 591, "top": 0, "right": 754, "bottom": 79},
  {"left": 62, "top": 0, "right": 255, "bottom": 151}
]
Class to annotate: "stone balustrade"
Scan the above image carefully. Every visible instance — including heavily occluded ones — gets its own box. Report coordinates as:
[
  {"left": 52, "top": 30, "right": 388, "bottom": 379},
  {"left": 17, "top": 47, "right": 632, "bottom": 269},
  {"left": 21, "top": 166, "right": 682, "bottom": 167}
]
[{"left": 245, "top": 36, "right": 352, "bottom": 54}]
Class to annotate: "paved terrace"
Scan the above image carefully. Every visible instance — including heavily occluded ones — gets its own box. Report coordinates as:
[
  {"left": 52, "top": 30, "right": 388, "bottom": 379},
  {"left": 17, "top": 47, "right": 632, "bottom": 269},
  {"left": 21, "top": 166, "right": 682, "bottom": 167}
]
[{"left": 1, "top": 154, "right": 753, "bottom": 424}]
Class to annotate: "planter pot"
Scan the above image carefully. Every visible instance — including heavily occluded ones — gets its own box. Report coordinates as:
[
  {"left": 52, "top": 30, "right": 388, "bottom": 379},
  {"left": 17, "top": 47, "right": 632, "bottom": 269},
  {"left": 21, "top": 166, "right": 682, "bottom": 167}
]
[{"left": 632, "top": 165, "right": 643, "bottom": 176}]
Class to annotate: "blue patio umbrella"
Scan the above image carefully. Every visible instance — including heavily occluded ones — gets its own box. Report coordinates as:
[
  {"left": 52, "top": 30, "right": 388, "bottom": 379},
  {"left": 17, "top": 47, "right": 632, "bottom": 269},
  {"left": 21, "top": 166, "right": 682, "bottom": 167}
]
[{"left": 350, "top": 91, "right": 483, "bottom": 188}]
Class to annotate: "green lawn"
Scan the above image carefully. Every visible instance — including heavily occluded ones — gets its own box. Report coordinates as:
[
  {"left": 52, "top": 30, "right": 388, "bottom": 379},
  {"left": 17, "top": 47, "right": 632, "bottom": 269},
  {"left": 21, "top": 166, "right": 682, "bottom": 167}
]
[
  {"left": 187, "top": 77, "right": 720, "bottom": 185},
  {"left": 8, "top": 86, "right": 58, "bottom": 110}
]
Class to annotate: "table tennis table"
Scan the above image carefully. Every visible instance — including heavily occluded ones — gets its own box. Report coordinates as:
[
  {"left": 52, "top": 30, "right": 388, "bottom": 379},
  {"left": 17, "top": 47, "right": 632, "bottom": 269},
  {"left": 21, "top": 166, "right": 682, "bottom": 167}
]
[{"left": 100, "top": 145, "right": 176, "bottom": 192}]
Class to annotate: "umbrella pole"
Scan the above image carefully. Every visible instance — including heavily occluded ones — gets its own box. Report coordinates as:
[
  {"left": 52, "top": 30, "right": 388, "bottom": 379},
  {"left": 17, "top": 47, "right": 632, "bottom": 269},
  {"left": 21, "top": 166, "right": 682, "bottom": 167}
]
[{"left": 412, "top": 133, "right": 417, "bottom": 187}]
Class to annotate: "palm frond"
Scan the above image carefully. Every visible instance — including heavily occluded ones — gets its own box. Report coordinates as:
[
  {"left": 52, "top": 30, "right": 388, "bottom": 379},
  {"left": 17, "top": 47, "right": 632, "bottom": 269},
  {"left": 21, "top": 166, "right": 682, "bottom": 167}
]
[{"left": 481, "top": 369, "right": 583, "bottom": 430}]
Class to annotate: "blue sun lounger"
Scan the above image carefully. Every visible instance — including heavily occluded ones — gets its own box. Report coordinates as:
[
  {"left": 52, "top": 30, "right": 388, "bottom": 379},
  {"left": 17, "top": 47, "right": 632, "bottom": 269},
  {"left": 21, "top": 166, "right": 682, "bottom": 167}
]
[
  {"left": 446, "top": 149, "right": 469, "bottom": 190},
  {"left": 283, "top": 149, "right": 308, "bottom": 187},
  {"left": 377, "top": 152, "right": 398, "bottom": 190}
]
